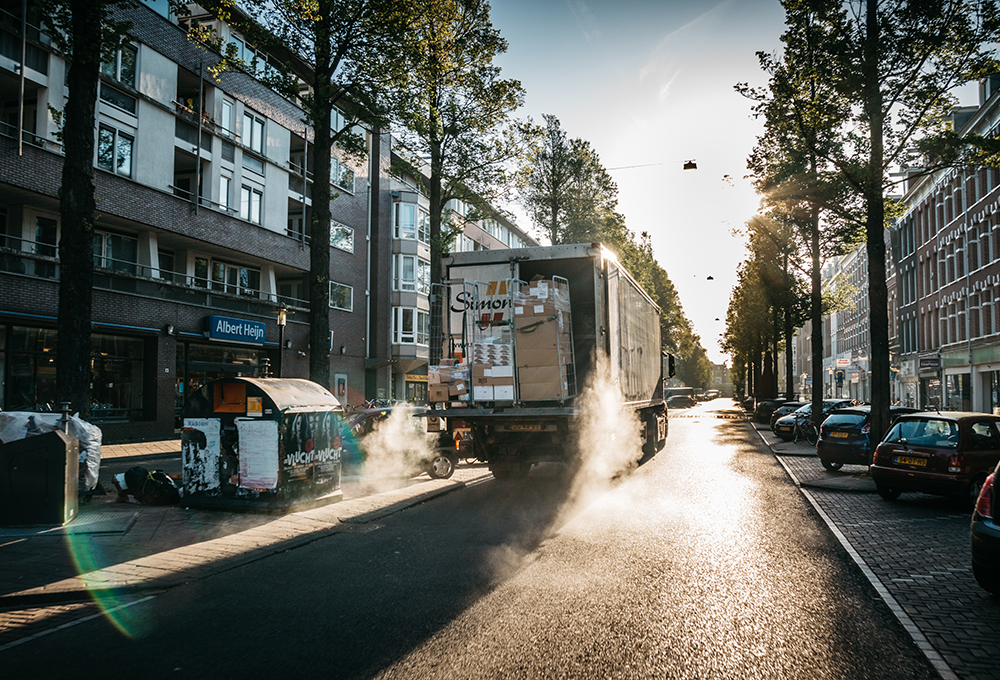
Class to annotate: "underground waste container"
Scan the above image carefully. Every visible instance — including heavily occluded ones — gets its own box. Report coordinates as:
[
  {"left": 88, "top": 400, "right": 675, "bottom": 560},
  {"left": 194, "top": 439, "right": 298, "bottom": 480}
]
[
  {"left": 180, "top": 377, "right": 345, "bottom": 511},
  {"left": 0, "top": 429, "right": 79, "bottom": 526}
]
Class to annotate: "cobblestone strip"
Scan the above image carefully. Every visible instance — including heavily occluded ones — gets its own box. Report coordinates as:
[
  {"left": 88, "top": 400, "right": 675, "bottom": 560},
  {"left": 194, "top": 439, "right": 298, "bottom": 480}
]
[{"left": 800, "top": 487, "right": 959, "bottom": 680}]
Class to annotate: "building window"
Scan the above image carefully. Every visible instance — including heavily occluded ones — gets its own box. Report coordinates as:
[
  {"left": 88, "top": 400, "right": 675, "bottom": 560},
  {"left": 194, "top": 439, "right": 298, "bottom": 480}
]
[
  {"left": 90, "top": 334, "right": 144, "bottom": 420},
  {"left": 394, "top": 203, "right": 430, "bottom": 243},
  {"left": 8, "top": 326, "right": 58, "bottom": 410},
  {"left": 393, "top": 307, "right": 429, "bottom": 345},
  {"left": 221, "top": 99, "right": 234, "bottom": 138},
  {"left": 99, "top": 83, "right": 137, "bottom": 115},
  {"left": 242, "top": 111, "right": 265, "bottom": 154},
  {"left": 210, "top": 260, "right": 261, "bottom": 297},
  {"left": 101, "top": 44, "right": 137, "bottom": 87},
  {"left": 330, "top": 281, "right": 353, "bottom": 311},
  {"left": 93, "top": 230, "right": 137, "bottom": 274},
  {"left": 394, "top": 255, "right": 430, "bottom": 293},
  {"left": 331, "top": 222, "right": 353, "bottom": 252},
  {"left": 97, "top": 125, "right": 134, "bottom": 177},
  {"left": 332, "top": 157, "right": 354, "bottom": 192},
  {"left": 158, "top": 249, "right": 176, "bottom": 283},
  {"left": 220, "top": 175, "right": 231, "bottom": 212},
  {"left": 240, "top": 185, "right": 262, "bottom": 224}
]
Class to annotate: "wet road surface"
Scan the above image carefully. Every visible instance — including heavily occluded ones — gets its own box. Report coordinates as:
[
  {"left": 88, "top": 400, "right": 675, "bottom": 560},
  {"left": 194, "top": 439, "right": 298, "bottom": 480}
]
[{"left": 1, "top": 401, "right": 937, "bottom": 678}]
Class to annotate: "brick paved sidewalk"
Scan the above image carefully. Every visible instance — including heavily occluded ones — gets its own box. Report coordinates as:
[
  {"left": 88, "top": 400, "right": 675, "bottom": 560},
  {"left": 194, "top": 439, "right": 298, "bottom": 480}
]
[{"left": 750, "top": 417, "right": 1000, "bottom": 680}]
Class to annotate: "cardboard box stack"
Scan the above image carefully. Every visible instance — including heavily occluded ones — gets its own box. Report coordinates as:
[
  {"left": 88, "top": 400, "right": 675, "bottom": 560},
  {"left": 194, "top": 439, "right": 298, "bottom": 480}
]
[
  {"left": 471, "top": 338, "right": 514, "bottom": 401},
  {"left": 514, "top": 276, "right": 575, "bottom": 400},
  {"left": 428, "top": 359, "right": 469, "bottom": 402}
]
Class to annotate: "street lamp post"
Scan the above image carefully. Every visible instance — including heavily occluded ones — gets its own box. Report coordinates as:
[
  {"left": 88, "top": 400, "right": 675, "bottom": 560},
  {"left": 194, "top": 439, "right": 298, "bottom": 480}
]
[{"left": 276, "top": 302, "right": 287, "bottom": 378}]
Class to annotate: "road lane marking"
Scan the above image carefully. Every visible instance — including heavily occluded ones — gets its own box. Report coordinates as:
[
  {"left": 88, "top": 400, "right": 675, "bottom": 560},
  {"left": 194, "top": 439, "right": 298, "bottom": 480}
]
[{"left": 0, "top": 595, "right": 156, "bottom": 653}]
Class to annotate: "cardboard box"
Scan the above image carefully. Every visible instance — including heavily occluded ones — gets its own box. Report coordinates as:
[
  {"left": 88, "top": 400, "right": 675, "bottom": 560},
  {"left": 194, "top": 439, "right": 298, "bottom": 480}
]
[
  {"left": 519, "top": 381, "right": 564, "bottom": 400},
  {"left": 473, "top": 385, "right": 494, "bottom": 401},
  {"left": 429, "top": 385, "right": 451, "bottom": 402},
  {"left": 449, "top": 381, "right": 467, "bottom": 396},
  {"left": 519, "top": 365, "right": 566, "bottom": 384},
  {"left": 491, "top": 365, "right": 514, "bottom": 378},
  {"left": 473, "top": 363, "right": 491, "bottom": 379},
  {"left": 516, "top": 348, "right": 563, "bottom": 367},
  {"left": 473, "top": 375, "right": 491, "bottom": 387},
  {"left": 493, "top": 385, "right": 515, "bottom": 400},
  {"left": 489, "top": 375, "right": 515, "bottom": 386}
]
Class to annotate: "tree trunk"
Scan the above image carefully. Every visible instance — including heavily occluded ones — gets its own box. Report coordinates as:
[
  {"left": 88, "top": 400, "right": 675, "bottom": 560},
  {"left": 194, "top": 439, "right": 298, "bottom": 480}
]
[
  {"left": 864, "top": 0, "right": 890, "bottom": 450},
  {"left": 428, "top": 133, "right": 444, "bottom": 365},
  {"left": 772, "top": 306, "right": 780, "bottom": 397},
  {"left": 784, "top": 307, "right": 794, "bottom": 401},
  {"left": 56, "top": 0, "right": 103, "bottom": 419},
  {"left": 308, "top": 6, "right": 333, "bottom": 388},
  {"left": 810, "top": 203, "right": 823, "bottom": 428}
]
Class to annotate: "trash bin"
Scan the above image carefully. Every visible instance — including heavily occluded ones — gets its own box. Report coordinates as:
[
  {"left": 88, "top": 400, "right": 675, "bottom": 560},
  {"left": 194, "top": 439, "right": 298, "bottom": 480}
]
[
  {"left": 180, "top": 377, "right": 345, "bottom": 511},
  {"left": 0, "top": 429, "right": 79, "bottom": 526}
]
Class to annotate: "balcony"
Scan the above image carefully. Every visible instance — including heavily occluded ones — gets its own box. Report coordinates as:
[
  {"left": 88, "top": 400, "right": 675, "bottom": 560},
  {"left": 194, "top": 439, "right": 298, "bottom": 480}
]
[{"left": 0, "top": 235, "right": 310, "bottom": 321}]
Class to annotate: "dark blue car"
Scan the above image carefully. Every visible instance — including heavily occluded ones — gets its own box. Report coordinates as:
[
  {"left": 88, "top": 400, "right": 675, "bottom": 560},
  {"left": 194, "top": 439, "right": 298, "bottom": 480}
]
[{"left": 817, "top": 405, "right": 918, "bottom": 470}]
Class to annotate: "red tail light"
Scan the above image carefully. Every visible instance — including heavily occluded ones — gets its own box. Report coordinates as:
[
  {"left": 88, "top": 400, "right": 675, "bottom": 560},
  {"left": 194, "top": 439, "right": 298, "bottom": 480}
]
[
  {"left": 861, "top": 423, "right": 870, "bottom": 435},
  {"left": 976, "top": 473, "right": 994, "bottom": 519},
  {"left": 873, "top": 446, "right": 882, "bottom": 465},
  {"left": 949, "top": 454, "right": 963, "bottom": 473}
]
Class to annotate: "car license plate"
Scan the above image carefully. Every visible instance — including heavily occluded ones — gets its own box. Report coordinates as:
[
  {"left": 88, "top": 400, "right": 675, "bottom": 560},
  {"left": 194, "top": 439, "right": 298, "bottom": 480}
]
[
  {"left": 830, "top": 431, "right": 849, "bottom": 438},
  {"left": 778, "top": 425, "right": 790, "bottom": 432},
  {"left": 895, "top": 455, "right": 927, "bottom": 467}
]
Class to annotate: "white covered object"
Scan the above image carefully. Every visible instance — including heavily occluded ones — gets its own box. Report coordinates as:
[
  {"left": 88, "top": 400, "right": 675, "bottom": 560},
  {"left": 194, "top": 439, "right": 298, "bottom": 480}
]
[{"left": 0, "top": 411, "right": 103, "bottom": 491}]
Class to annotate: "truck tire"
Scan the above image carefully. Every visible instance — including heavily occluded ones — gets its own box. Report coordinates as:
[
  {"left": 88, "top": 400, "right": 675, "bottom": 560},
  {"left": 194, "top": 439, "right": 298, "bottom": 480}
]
[{"left": 428, "top": 453, "right": 456, "bottom": 480}]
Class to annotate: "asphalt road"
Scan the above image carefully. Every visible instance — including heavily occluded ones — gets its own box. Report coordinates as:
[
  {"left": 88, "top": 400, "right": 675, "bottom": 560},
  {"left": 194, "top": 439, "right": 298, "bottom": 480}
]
[{"left": 3, "top": 402, "right": 938, "bottom": 679}]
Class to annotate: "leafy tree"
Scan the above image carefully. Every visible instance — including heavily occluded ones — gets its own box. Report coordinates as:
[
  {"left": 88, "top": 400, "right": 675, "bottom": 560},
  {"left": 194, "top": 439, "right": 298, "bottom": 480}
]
[
  {"left": 753, "top": 0, "right": 1000, "bottom": 444},
  {"left": 37, "top": 0, "right": 185, "bottom": 418},
  {"left": 392, "top": 0, "right": 536, "bottom": 361},
  {"left": 739, "top": 0, "right": 862, "bottom": 422},
  {"left": 519, "top": 114, "right": 618, "bottom": 246},
  {"left": 198, "top": 0, "right": 412, "bottom": 387}
]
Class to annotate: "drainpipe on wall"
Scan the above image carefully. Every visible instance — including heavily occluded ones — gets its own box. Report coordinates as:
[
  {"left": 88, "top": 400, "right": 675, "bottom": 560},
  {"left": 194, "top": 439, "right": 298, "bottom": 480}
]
[{"left": 964, "top": 165, "right": 975, "bottom": 410}]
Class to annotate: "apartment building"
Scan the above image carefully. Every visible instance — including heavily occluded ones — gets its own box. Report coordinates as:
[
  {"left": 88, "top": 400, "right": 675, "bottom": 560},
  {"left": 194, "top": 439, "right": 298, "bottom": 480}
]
[
  {"left": 387, "top": 151, "right": 537, "bottom": 402},
  {"left": 0, "top": 1, "right": 390, "bottom": 440},
  {"left": 891, "top": 79, "right": 1000, "bottom": 413}
]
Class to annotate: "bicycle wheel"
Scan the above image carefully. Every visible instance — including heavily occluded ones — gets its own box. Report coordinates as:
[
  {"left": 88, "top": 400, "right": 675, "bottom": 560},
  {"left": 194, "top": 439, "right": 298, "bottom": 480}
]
[{"left": 805, "top": 422, "right": 818, "bottom": 446}]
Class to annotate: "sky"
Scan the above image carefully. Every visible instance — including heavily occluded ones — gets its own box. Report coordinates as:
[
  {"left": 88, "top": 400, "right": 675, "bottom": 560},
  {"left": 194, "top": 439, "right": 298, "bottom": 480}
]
[{"left": 489, "top": 0, "right": 789, "bottom": 364}]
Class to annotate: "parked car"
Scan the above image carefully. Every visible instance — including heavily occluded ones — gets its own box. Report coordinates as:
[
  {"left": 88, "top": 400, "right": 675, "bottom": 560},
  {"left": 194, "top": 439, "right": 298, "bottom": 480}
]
[
  {"left": 971, "top": 460, "right": 1000, "bottom": 595},
  {"left": 871, "top": 412, "right": 1000, "bottom": 507},
  {"left": 770, "top": 401, "right": 807, "bottom": 431},
  {"left": 753, "top": 399, "right": 786, "bottom": 424},
  {"left": 341, "top": 407, "right": 458, "bottom": 479},
  {"left": 667, "top": 395, "right": 696, "bottom": 409},
  {"left": 772, "top": 399, "right": 854, "bottom": 442},
  {"left": 817, "top": 405, "right": 919, "bottom": 470}
]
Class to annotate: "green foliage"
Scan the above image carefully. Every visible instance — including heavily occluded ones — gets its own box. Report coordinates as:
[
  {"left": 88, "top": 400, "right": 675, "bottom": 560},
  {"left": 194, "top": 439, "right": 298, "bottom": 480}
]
[
  {"left": 517, "top": 117, "right": 709, "bottom": 375},
  {"left": 392, "top": 0, "right": 538, "bottom": 282},
  {"left": 519, "top": 115, "right": 618, "bottom": 246}
]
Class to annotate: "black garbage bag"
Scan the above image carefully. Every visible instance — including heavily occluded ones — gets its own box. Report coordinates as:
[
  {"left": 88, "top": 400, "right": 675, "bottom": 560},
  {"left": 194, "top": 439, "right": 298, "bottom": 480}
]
[{"left": 122, "top": 466, "right": 180, "bottom": 505}]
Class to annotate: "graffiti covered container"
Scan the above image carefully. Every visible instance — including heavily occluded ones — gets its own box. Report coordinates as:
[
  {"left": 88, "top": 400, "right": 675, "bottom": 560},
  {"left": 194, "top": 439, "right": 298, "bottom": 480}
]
[{"left": 180, "top": 377, "right": 344, "bottom": 511}]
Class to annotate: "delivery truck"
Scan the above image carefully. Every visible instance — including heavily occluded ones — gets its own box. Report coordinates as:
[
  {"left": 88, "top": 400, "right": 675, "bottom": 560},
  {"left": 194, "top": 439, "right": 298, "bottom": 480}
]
[{"left": 427, "top": 243, "right": 671, "bottom": 479}]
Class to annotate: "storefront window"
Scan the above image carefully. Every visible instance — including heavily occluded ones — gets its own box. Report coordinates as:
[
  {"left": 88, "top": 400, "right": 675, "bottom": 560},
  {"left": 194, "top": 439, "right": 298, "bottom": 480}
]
[
  {"left": 90, "top": 334, "right": 144, "bottom": 420},
  {"left": 945, "top": 373, "right": 971, "bottom": 411},
  {"left": 920, "top": 376, "right": 941, "bottom": 410},
  {"left": 9, "top": 327, "right": 57, "bottom": 409}
]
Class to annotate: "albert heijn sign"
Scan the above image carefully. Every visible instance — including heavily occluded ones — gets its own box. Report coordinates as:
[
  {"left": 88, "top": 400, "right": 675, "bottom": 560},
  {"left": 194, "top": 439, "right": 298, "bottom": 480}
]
[{"left": 207, "top": 315, "right": 266, "bottom": 344}]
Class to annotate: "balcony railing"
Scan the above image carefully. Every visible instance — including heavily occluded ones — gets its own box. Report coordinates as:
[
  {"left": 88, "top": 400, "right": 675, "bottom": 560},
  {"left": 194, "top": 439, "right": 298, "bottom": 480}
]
[{"left": 0, "top": 235, "right": 310, "bottom": 321}]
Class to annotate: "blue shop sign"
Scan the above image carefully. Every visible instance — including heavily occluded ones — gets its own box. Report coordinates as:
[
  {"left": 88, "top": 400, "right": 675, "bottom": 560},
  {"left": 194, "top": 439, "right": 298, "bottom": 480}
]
[{"left": 208, "top": 315, "right": 266, "bottom": 344}]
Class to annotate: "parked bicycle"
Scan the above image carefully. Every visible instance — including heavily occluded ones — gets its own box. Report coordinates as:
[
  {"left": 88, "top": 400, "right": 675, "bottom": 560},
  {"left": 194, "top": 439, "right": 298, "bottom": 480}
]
[{"left": 793, "top": 418, "right": 819, "bottom": 446}]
